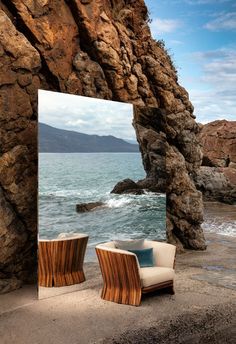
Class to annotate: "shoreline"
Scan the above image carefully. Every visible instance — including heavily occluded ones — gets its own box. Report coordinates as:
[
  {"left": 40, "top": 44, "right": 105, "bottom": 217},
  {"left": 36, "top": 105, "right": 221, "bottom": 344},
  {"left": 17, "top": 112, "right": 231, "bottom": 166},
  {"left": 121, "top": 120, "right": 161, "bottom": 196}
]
[{"left": 0, "top": 232, "right": 235, "bottom": 343}]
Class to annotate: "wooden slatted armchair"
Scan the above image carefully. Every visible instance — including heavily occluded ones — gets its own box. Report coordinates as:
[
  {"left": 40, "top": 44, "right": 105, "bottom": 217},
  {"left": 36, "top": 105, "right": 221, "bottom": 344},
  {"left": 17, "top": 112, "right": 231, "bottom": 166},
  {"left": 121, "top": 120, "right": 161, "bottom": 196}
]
[
  {"left": 96, "top": 240, "right": 176, "bottom": 306},
  {"left": 38, "top": 233, "right": 88, "bottom": 287}
]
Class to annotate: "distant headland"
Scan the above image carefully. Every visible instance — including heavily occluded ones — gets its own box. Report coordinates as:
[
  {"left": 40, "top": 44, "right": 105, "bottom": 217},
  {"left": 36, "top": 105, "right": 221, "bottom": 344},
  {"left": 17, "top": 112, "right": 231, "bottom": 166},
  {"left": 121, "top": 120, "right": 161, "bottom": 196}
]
[{"left": 39, "top": 123, "right": 139, "bottom": 153}]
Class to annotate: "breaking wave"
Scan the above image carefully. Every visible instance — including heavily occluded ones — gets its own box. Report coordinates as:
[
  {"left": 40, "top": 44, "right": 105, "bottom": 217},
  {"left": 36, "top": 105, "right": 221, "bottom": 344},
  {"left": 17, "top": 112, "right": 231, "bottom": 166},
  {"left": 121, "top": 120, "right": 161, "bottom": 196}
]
[
  {"left": 105, "top": 197, "right": 132, "bottom": 208},
  {"left": 203, "top": 221, "right": 236, "bottom": 237}
]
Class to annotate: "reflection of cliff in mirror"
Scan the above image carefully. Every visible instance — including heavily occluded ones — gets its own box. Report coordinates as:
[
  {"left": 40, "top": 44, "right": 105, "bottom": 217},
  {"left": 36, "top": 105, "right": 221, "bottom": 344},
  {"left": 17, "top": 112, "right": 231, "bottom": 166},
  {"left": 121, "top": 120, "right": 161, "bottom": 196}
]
[{"left": 38, "top": 90, "right": 166, "bottom": 299}]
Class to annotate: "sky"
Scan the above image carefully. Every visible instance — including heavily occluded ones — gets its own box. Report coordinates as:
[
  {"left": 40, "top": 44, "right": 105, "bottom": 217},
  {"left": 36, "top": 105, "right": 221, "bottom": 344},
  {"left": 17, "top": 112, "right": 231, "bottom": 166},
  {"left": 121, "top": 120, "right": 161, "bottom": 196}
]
[
  {"left": 38, "top": 90, "right": 135, "bottom": 141},
  {"left": 146, "top": 0, "right": 236, "bottom": 123}
]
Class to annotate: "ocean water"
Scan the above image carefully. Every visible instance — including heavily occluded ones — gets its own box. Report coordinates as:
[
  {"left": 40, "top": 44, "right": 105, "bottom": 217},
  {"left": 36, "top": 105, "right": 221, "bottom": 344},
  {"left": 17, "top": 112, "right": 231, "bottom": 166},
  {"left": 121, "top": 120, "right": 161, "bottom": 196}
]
[
  {"left": 39, "top": 153, "right": 166, "bottom": 259},
  {"left": 202, "top": 202, "right": 236, "bottom": 237},
  {"left": 39, "top": 153, "right": 236, "bottom": 262}
]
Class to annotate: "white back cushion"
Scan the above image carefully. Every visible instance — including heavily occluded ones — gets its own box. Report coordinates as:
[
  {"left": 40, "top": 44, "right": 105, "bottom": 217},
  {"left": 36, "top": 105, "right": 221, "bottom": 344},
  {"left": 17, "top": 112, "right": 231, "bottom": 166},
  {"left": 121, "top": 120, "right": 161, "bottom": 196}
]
[
  {"left": 114, "top": 239, "right": 144, "bottom": 250},
  {"left": 96, "top": 242, "right": 140, "bottom": 268},
  {"left": 143, "top": 240, "right": 176, "bottom": 268},
  {"left": 99, "top": 241, "right": 115, "bottom": 248}
]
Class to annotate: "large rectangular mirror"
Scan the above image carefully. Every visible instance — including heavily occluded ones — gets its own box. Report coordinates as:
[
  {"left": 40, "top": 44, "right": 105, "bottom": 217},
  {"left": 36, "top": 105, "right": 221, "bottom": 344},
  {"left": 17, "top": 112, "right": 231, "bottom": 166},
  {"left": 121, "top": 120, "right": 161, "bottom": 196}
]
[{"left": 38, "top": 90, "right": 166, "bottom": 299}]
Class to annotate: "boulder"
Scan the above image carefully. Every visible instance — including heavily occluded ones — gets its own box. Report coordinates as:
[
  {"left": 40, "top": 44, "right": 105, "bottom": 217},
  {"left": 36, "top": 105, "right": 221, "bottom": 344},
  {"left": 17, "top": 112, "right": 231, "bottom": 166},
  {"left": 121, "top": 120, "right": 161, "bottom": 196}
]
[
  {"left": 195, "top": 120, "right": 236, "bottom": 204},
  {"left": 111, "top": 179, "right": 144, "bottom": 195},
  {"left": 193, "top": 167, "right": 236, "bottom": 205},
  {"left": 198, "top": 120, "right": 236, "bottom": 168},
  {"left": 76, "top": 202, "right": 105, "bottom": 212},
  {"left": 219, "top": 167, "right": 236, "bottom": 186},
  {"left": 0, "top": 278, "right": 22, "bottom": 294}
]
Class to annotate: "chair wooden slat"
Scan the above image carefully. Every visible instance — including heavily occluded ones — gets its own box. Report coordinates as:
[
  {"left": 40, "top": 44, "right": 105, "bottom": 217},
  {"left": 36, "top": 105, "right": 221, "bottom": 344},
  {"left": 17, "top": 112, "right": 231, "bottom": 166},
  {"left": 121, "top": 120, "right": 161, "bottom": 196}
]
[{"left": 38, "top": 236, "right": 88, "bottom": 287}]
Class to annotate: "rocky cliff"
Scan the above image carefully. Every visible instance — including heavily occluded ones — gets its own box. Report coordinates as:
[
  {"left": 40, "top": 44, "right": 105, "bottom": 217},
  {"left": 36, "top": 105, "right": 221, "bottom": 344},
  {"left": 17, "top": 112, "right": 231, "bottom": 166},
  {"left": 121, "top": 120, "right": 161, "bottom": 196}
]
[
  {"left": 0, "top": 0, "right": 205, "bottom": 292},
  {"left": 199, "top": 120, "right": 236, "bottom": 168},
  {"left": 193, "top": 120, "right": 236, "bottom": 204}
]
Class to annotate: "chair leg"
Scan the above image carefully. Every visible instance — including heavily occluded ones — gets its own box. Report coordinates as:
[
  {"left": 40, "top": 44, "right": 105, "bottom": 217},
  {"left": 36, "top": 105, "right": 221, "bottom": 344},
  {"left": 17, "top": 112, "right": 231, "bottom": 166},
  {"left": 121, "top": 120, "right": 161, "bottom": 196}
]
[
  {"left": 101, "top": 286, "right": 142, "bottom": 306},
  {"left": 167, "top": 285, "right": 175, "bottom": 295}
]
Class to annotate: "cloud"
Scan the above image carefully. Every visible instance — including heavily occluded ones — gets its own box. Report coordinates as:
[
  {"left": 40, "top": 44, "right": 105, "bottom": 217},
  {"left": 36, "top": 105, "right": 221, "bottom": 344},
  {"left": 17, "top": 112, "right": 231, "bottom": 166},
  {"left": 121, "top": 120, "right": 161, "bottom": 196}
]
[
  {"left": 188, "top": 48, "right": 236, "bottom": 123},
  {"left": 66, "top": 119, "right": 87, "bottom": 126},
  {"left": 150, "top": 18, "right": 182, "bottom": 37},
  {"left": 184, "top": 0, "right": 232, "bottom": 4},
  {"left": 38, "top": 91, "right": 136, "bottom": 140},
  {"left": 169, "top": 39, "right": 184, "bottom": 45},
  {"left": 194, "top": 48, "right": 236, "bottom": 83},
  {"left": 166, "top": 0, "right": 232, "bottom": 5},
  {"left": 189, "top": 89, "right": 236, "bottom": 124},
  {"left": 204, "top": 11, "right": 236, "bottom": 30}
]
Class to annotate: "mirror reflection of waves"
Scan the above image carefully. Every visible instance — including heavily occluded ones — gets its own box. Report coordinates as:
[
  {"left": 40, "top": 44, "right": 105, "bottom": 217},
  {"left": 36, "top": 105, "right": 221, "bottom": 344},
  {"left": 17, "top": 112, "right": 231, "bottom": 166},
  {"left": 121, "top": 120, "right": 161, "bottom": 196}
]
[
  {"left": 39, "top": 193, "right": 166, "bottom": 245},
  {"left": 39, "top": 153, "right": 166, "bottom": 260}
]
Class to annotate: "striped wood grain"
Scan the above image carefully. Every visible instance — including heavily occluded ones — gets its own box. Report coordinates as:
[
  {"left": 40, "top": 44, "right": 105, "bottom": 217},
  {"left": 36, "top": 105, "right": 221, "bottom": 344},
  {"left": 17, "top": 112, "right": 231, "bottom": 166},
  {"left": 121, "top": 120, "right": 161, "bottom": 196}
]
[
  {"left": 96, "top": 248, "right": 142, "bottom": 306},
  {"left": 38, "top": 236, "right": 88, "bottom": 287}
]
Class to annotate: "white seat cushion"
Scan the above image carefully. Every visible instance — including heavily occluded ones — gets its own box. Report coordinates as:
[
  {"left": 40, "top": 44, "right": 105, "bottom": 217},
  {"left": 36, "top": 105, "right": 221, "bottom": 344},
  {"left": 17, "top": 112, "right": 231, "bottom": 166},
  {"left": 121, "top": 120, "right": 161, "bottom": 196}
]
[{"left": 140, "top": 267, "right": 175, "bottom": 288}]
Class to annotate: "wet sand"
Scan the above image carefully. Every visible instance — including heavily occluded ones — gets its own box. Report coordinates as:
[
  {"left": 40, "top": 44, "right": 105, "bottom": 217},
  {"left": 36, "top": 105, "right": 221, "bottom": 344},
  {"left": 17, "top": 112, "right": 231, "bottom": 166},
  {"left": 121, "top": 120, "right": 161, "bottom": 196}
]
[{"left": 0, "top": 233, "right": 235, "bottom": 343}]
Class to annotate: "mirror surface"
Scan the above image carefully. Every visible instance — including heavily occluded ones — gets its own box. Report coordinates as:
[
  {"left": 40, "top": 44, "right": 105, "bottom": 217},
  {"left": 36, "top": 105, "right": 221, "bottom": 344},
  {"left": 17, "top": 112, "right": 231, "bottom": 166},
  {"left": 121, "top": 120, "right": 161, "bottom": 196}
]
[{"left": 38, "top": 90, "right": 166, "bottom": 299}]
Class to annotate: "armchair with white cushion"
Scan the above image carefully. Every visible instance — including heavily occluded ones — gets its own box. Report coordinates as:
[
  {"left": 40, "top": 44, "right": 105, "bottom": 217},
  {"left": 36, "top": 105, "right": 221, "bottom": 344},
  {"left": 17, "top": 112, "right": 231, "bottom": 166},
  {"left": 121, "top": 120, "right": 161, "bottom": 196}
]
[{"left": 96, "top": 240, "right": 176, "bottom": 306}]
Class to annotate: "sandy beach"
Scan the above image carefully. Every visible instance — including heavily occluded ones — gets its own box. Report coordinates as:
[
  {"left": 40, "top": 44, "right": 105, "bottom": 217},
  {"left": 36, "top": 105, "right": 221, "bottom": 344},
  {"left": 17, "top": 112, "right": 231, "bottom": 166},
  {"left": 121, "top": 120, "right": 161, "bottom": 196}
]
[{"left": 0, "top": 233, "right": 235, "bottom": 344}]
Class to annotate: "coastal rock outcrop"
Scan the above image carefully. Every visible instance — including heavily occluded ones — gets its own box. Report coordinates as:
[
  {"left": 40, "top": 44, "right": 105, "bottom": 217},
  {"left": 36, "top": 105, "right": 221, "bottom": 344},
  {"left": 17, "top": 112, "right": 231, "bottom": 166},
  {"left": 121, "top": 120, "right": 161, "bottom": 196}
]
[
  {"left": 133, "top": 106, "right": 205, "bottom": 250},
  {"left": 198, "top": 120, "right": 236, "bottom": 168},
  {"left": 193, "top": 167, "right": 236, "bottom": 205},
  {"left": 76, "top": 202, "right": 105, "bottom": 212},
  {"left": 0, "top": 0, "right": 205, "bottom": 291},
  {"left": 133, "top": 107, "right": 168, "bottom": 193},
  {"left": 222, "top": 167, "right": 236, "bottom": 186},
  {"left": 111, "top": 179, "right": 144, "bottom": 195},
  {"left": 195, "top": 121, "right": 236, "bottom": 204}
]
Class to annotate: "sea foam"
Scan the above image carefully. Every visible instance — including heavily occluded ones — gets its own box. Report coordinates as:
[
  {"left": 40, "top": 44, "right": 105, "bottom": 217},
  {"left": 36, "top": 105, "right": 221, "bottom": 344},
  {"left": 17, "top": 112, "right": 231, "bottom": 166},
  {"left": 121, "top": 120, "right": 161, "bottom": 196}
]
[
  {"left": 106, "top": 197, "right": 131, "bottom": 208},
  {"left": 202, "top": 221, "right": 236, "bottom": 237}
]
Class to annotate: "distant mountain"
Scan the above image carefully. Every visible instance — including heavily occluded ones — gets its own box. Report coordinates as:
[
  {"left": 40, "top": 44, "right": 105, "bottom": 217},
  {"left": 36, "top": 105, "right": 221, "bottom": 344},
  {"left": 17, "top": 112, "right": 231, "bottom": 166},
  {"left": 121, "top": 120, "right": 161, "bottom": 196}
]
[
  {"left": 125, "top": 139, "right": 138, "bottom": 145},
  {"left": 39, "top": 123, "right": 139, "bottom": 153}
]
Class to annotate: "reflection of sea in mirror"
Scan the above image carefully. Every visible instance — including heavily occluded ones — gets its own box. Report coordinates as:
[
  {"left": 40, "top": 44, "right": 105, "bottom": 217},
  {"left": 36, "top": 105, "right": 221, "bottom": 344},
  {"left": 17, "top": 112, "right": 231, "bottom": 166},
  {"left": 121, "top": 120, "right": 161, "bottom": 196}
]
[
  {"left": 39, "top": 153, "right": 166, "bottom": 255},
  {"left": 38, "top": 91, "right": 167, "bottom": 300}
]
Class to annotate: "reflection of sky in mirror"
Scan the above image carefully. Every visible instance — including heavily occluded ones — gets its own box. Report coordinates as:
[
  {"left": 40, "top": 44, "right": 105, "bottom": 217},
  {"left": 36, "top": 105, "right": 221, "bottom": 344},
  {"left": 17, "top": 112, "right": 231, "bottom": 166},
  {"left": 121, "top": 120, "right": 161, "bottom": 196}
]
[{"left": 38, "top": 90, "right": 136, "bottom": 141}]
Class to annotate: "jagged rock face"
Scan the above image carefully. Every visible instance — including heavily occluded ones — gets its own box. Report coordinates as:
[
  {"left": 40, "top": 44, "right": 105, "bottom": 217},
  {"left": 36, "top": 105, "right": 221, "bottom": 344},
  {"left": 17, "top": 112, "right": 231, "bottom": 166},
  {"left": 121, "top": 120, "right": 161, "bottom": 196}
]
[
  {"left": 111, "top": 178, "right": 145, "bottom": 194},
  {"left": 195, "top": 120, "right": 236, "bottom": 204},
  {"left": 0, "top": 0, "right": 206, "bottom": 290},
  {"left": 134, "top": 106, "right": 205, "bottom": 250},
  {"left": 133, "top": 107, "right": 168, "bottom": 193},
  {"left": 222, "top": 167, "right": 236, "bottom": 186},
  {"left": 193, "top": 167, "right": 236, "bottom": 205},
  {"left": 198, "top": 120, "right": 236, "bottom": 168}
]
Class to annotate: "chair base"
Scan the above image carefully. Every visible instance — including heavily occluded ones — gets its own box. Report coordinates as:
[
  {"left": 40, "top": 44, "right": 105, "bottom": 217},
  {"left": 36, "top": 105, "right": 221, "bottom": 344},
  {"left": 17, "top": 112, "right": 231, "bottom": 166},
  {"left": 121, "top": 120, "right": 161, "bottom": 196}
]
[
  {"left": 101, "top": 286, "right": 142, "bottom": 306},
  {"left": 142, "top": 280, "right": 174, "bottom": 294},
  {"left": 39, "top": 270, "right": 85, "bottom": 287},
  {"left": 100, "top": 280, "right": 174, "bottom": 306}
]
